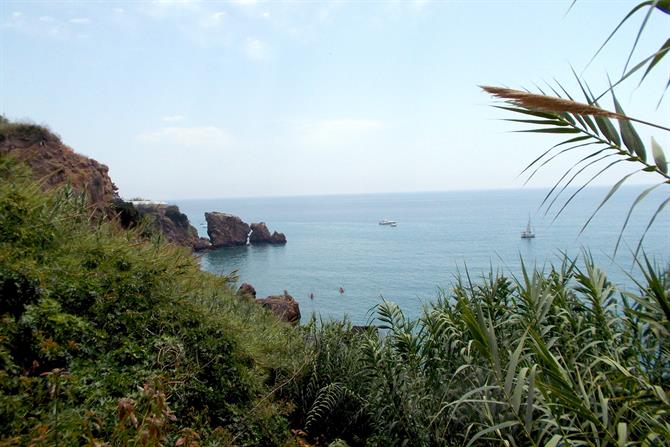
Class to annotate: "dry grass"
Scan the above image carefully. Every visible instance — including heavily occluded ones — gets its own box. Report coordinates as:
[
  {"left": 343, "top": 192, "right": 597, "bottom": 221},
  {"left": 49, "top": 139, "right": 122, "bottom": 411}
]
[{"left": 481, "top": 85, "right": 618, "bottom": 117}]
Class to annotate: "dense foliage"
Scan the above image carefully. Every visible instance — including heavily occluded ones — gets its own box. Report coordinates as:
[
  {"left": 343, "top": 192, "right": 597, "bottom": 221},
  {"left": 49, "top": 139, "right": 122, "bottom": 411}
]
[
  {"left": 0, "top": 156, "right": 304, "bottom": 446},
  {"left": 289, "top": 259, "right": 670, "bottom": 446}
]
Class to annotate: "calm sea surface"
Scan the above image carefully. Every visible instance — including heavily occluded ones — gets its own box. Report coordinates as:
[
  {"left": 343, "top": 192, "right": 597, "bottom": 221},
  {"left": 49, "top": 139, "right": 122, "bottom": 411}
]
[{"left": 173, "top": 187, "right": 669, "bottom": 324}]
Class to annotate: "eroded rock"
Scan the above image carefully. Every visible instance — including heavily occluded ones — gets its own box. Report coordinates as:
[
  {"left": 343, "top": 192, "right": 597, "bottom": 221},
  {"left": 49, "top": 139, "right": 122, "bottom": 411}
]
[
  {"left": 256, "top": 292, "right": 301, "bottom": 325},
  {"left": 249, "top": 222, "right": 287, "bottom": 245},
  {"left": 249, "top": 222, "right": 272, "bottom": 244},
  {"left": 269, "top": 231, "right": 287, "bottom": 244},
  {"left": 237, "top": 283, "right": 257, "bottom": 298},
  {"left": 205, "top": 212, "right": 250, "bottom": 247},
  {"left": 136, "top": 204, "right": 210, "bottom": 251}
]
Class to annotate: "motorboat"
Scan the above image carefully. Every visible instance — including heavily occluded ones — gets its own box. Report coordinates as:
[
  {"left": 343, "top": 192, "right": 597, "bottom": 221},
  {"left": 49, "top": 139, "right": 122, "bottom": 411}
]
[
  {"left": 379, "top": 219, "right": 397, "bottom": 226},
  {"left": 521, "top": 217, "right": 535, "bottom": 239}
]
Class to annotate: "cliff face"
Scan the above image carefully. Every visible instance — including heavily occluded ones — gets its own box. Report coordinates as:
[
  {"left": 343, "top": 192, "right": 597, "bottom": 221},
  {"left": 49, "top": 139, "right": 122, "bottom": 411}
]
[
  {"left": 136, "top": 204, "right": 211, "bottom": 251},
  {"left": 0, "top": 120, "right": 117, "bottom": 213}
]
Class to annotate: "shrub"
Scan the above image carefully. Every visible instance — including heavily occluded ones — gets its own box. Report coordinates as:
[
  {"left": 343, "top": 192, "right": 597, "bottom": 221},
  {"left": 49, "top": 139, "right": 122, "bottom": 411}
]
[{"left": 0, "top": 154, "right": 304, "bottom": 445}]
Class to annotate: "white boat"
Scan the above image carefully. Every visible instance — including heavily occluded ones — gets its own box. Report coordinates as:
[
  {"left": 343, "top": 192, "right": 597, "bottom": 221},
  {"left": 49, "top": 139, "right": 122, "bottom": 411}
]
[
  {"left": 379, "top": 219, "right": 397, "bottom": 226},
  {"left": 521, "top": 217, "right": 535, "bottom": 239}
]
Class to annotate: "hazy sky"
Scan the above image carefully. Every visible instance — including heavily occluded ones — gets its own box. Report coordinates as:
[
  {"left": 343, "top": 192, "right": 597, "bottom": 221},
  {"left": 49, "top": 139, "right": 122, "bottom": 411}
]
[{"left": 1, "top": 1, "right": 668, "bottom": 199}]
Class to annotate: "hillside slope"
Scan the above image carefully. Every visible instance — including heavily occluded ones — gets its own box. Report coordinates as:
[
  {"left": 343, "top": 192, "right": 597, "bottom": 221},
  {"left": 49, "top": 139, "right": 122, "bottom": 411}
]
[{"left": 0, "top": 155, "right": 304, "bottom": 445}]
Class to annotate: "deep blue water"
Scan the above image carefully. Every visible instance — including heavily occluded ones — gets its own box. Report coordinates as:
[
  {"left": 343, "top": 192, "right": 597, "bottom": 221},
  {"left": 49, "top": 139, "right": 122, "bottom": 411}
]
[{"left": 173, "top": 187, "right": 669, "bottom": 324}]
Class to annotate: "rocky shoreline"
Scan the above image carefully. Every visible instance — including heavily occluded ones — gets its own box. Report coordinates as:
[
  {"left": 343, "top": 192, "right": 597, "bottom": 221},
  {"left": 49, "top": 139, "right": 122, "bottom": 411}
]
[{"left": 1, "top": 121, "right": 299, "bottom": 323}]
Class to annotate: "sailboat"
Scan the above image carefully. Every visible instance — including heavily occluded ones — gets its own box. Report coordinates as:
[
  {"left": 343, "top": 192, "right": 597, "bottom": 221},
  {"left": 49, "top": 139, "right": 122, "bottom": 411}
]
[{"left": 521, "top": 216, "right": 535, "bottom": 239}]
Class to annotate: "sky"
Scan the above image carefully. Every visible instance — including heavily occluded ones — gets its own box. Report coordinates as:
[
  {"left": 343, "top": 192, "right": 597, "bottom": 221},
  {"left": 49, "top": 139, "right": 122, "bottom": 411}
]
[{"left": 1, "top": 0, "right": 668, "bottom": 200}]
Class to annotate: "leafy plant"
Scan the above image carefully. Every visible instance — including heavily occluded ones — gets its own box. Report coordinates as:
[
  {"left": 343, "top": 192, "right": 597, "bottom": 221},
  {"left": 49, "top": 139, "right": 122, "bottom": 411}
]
[{"left": 482, "top": 1, "right": 669, "bottom": 256}]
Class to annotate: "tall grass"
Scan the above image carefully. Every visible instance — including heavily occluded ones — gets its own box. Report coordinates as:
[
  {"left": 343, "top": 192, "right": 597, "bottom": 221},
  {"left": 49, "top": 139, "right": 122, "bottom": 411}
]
[
  {"left": 289, "top": 258, "right": 670, "bottom": 446},
  {"left": 0, "top": 155, "right": 305, "bottom": 445}
]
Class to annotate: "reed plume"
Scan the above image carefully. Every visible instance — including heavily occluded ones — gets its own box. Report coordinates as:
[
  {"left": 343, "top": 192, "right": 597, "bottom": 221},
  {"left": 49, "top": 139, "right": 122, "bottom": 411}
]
[
  {"left": 481, "top": 85, "right": 670, "bottom": 132},
  {"left": 481, "top": 85, "right": 617, "bottom": 117}
]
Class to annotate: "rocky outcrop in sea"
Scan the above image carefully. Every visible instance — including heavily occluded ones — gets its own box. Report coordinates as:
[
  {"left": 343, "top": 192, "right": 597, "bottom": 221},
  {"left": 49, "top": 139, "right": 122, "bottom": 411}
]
[
  {"left": 249, "top": 222, "right": 287, "bottom": 245},
  {"left": 206, "top": 212, "right": 251, "bottom": 247}
]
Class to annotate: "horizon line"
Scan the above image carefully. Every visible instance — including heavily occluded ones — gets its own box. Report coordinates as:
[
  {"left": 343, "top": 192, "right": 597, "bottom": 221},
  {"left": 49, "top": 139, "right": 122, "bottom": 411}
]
[{"left": 148, "top": 182, "right": 660, "bottom": 203}]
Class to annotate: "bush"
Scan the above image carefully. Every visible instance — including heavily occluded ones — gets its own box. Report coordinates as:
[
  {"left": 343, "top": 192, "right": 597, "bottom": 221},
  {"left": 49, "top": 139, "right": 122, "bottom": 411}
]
[{"left": 0, "top": 154, "right": 304, "bottom": 445}]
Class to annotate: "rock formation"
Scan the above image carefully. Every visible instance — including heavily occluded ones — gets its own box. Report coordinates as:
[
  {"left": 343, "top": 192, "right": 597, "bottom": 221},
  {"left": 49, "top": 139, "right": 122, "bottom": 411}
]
[
  {"left": 249, "top": 222, "right": 287, "bottom": 245},
  {"left": 205, "top": 212, "right": 250, "bottom": 247},
  {"left": 256, "top": 291, "right": 301, "bottom": 325},
  {"left": 136, "top": 204, "right": 211, "bottom": 251},
  {"left": 269, "top": 231, "right": 287, "bottom": 244},
  {"left": 249, "top": 222, "right": 272, "bottom": 244},
  {"left": 0, "top": 119, "right": 117, "bottom": 213},
  {"left": 237, "top": 283, "right": 257, "bottom": 298}
]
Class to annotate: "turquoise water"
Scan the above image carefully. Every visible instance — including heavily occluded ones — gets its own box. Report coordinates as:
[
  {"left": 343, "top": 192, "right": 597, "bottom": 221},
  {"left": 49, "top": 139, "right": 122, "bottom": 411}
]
[{"left": 174, "top": 187, "right": 669, "bottom": 324}]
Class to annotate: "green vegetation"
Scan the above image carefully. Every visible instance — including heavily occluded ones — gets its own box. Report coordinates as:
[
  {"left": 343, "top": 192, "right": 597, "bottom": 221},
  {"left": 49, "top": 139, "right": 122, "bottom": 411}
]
[
  {"left": 287, "top": 2, "right": 670, "bottom": 446},
  {"left": 0, "top": 116, "right": 55, "bottom": 146},
  {"left": 0, "top": 156, "right": 305, "bottom": 445},
  {"left": 2, "top": 148, "right": 668, "bottom": 446},
  {"left": 288, "top": 260, "right": 670, "bottom": 445},
  {"left": 1, "top": 3, "right": 668, "bottom": 446}
]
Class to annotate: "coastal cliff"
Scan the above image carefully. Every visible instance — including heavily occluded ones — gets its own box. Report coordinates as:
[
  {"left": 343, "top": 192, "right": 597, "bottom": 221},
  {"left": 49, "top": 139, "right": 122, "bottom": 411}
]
[
  {"left": 135, "top": 203, "right": 211, "bottom": 251},
  {"left": 0, "top": 118, "right": 117, "bottom": 213},
  {"left": 0, "top": 118, "right": 214, "bottom": 251}
]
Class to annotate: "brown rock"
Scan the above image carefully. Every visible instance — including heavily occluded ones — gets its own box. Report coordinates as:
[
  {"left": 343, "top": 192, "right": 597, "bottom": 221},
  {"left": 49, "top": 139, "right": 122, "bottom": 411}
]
[
  {"left": 192, "top": 237, "right": 212, "bottom": 251},
  {"left": 249, "top": 222, "right": 287, "bottom": 245},
  {"left": 136, "top": 204, "right": 210, "bottom": 251},
  {"left": 269, "top": 231, "right": 287, "bottom": 244},
  {"left": 256, "top": 292, "right": 301, "bottom": 325},
  {"left": 205, "top": 212, "right": 250, "bottom": 247},
  {"left": 249, "top": 222, "right": 272, "bottom": 244},
  {"left": 237, "top": 283, "right": 256, "bottom": 298}
]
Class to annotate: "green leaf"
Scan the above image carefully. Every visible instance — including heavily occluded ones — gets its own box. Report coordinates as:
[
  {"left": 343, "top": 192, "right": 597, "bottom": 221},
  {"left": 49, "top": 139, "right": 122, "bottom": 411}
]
[
  {"left": 545, "top": 435, "right": 564, "bottom": 447},
  {"left": 525, "top": 141, "right": 601, "bottom": 186},
  {"left": 634, "top": 195, "right": 670, "bottom": 258},
  {"left": 651, "top": 137, "right": 668, "bottom": 174},
  {"left": 579, "top": 170, "right": 641, "bottom": 234},
  {"left": 622, "top": 0, "right": 659, "bottom": 74},
  {"left": 466, "top": 421, "right": 520, "bottom": 447},
  {"left": 585, "top": 1, "right": 655, "bottom": 72},
  {"left": 511, "top": 367, "right": 529, "bottom": 413},
  {"left": 543, "top": 151, "right": 616, "bottom": 214},
  {"left": 504, "top": 334, "right": 526, "bottom": 396},
  {"left": 552, "top": 159, "right": 625, "bottom": 221},
  {"left": 493, "top": 105, "right": 558, "bottom": 120},
  {"left": 617, "top": 422, "right": 628, "bottom": 447},
  {"left": 612, "top": 92, "right": 646, "bottom": 161},
  {"left": 595, "top": 48, "right": 670, "bottom": 102},
  {"left": 594, "top": 116, "right": 621, "bottom": 147},
  {"left": 614, "top": 183, "right": 664, "bottom": 256},
  {"left": 516, "top": 128, "right": 580, "bottom": 134},
  {"left": 640, "top": 37, "right": 670, "bottom": 85},
  {"left": 505, "top": 119, "right": 570, "bottom": 126},
  {"left": 519, "top": 135, "right": 591, "bottom": 177},
  {"left": 524, "top": 364, "right": 537, "bottom": 432}
]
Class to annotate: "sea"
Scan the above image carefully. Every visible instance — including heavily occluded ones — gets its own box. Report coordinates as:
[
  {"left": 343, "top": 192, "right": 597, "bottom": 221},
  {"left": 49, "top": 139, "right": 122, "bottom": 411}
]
[{"left": 173, "top": 186, "right": 670, "bottom": 325}]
